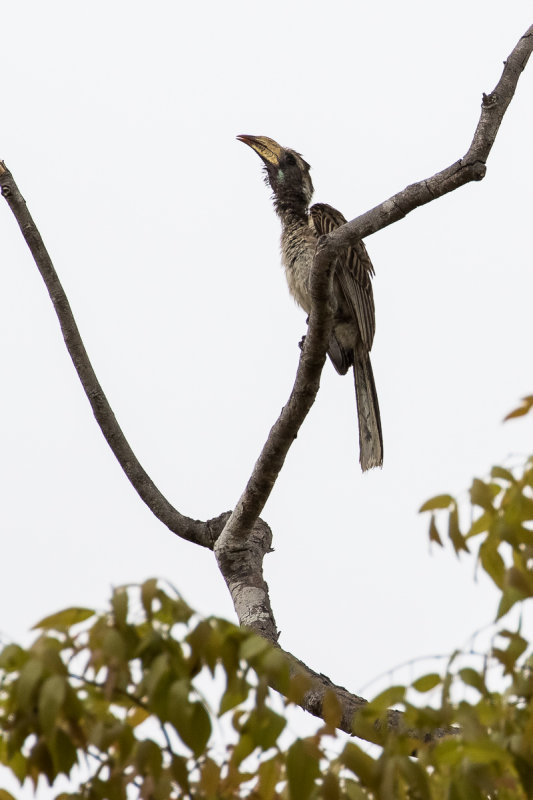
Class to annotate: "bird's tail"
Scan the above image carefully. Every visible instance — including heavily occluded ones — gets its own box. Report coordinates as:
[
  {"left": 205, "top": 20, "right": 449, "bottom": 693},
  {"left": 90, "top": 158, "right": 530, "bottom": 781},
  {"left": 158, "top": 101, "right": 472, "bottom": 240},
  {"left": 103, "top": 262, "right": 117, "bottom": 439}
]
[{"left": 353, "top": 355, "right": 383, "bottom": 471}]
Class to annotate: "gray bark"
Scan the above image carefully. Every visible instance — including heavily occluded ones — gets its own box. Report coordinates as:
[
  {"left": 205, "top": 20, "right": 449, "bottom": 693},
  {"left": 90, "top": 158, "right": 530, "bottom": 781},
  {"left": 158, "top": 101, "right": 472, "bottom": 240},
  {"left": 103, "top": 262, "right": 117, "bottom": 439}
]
[{"left": 1, "top": 23, "right": 531, "bottom": 740}]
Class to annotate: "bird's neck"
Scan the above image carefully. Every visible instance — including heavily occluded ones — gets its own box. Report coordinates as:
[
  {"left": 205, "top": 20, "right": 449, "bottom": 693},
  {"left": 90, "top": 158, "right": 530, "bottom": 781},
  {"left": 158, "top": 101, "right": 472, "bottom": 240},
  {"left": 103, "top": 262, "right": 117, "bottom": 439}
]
[{"left": 273, "top": 194, "right": 309, "bottom": 229}]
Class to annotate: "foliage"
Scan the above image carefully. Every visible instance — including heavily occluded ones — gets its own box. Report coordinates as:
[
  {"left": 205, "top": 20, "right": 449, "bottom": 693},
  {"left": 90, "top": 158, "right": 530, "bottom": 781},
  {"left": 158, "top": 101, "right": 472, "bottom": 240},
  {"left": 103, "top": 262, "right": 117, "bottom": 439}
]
[
  {"left": 420, "top": 458, "right": 533, "bottom": 621},
  {"left": 0, "top": 579, "right": 297, "bottom": 799},
  {"left": 1, "top": 408, "right": 533, "bottom": 797},
  {"left": 0, "top": 574, "right": 531, "bottom": 799}
]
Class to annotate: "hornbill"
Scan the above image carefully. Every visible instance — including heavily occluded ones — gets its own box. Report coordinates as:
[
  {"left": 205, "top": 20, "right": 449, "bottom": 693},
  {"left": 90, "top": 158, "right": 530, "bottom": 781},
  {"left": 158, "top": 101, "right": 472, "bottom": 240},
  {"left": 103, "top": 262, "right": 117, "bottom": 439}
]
[{"left": 237, "top": 134, "right": 383, "bottom": 471}]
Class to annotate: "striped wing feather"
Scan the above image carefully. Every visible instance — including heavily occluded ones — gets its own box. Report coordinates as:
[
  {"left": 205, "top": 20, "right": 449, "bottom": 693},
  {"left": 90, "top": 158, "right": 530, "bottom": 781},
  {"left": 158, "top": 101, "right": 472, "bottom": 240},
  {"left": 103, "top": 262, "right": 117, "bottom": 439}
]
[{"left": 309, "top": 203, "right": 376, "bottom": 351}]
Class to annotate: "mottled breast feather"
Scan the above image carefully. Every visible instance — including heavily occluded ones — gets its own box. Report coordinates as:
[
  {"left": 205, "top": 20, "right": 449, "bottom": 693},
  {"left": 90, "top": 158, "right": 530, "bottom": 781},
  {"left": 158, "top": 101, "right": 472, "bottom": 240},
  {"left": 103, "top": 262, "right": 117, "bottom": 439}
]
[{"left": 280, "top": 215, "right": 316, "bottom": 314}]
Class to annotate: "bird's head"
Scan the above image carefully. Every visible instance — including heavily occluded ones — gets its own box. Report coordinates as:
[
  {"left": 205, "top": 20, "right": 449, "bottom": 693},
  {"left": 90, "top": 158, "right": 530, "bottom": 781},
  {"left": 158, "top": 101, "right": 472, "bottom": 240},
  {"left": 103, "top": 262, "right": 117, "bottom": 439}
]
[{"left": 237, "top": 134, "right": 314, "bottom": 213}]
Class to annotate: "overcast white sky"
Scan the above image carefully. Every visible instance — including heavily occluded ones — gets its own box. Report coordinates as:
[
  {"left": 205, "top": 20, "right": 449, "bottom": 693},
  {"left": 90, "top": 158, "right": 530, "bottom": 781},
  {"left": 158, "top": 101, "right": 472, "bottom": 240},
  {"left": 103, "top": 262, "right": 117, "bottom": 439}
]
[{"left": 1, "top": 1, "right": 532, "bottom": 793}]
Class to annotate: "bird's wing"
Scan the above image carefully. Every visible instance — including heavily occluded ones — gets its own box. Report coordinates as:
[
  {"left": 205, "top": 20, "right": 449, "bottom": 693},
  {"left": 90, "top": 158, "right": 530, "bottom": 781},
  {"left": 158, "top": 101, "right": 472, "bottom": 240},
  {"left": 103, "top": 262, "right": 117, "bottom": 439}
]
[{"left": 310, "top": 203, "right": 376, "bottom": 351}]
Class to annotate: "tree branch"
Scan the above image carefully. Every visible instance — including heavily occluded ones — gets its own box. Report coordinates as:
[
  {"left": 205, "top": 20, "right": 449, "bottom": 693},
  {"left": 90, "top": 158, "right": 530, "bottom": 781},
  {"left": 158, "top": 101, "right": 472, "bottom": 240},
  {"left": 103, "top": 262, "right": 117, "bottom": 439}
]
[
  {"left": 214, "top": 24, "right": 533, "bottom": 553},
  {"left": 0, "top": 162, "right": 217, "bottom": 550},
  {"left": 321, "top": 24, "right": 533, "bottom": 250},
  {"left": 215, "top": 236, "right": 335, "bottom": 548},
  {"left": 1, "top": 23, "right": 531, "bottom": 743}
]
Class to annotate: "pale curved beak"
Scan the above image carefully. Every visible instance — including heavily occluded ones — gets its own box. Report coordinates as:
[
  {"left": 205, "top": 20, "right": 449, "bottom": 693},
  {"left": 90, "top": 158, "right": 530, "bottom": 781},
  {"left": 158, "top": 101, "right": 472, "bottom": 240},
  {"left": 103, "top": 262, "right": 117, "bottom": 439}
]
[{"left": 237, "top": 134, "right": 283, "bottom": 166}]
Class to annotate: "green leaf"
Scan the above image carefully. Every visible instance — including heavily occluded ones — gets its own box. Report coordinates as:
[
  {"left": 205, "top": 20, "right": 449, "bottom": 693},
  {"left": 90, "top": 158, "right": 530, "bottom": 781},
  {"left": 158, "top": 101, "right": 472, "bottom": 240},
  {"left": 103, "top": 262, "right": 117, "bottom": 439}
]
[
  {"left": 0, "top": 791, "right": 17, "bottom": 800},
  {"left": 135, "top": 739, "right": 163, "bottom": 779},
  {"left": 171, "top": 754, "right": 190, "bottom": 792},
  {"left": 187, "top": 617, "right": 213, "bottom": 650},
  {"left": 479, "top": 537, "right": 505, "bottom": 588},
  {"left": 491, "top": 465, "right": 515, "bottom": 483},
  {"left": 256, "top": 649, "right": 290, "bottom": 693},
  {"left": 428, "top": 515, "right": 443, "bottom": 546},
  {"left": 28, "top": 737, "right": 55, "bottom": 785},
  {"left": 507, "top": 565, "right": 533, "bottom": 596},
  {"left": 467, "top": 511, "right": 492, "bottom": 538},
  {"left": 231, "top": 732, "right": 255, "bottom": 767},
  {"left": 49, "top": 728, "right": 78, "bottom": 776},
  {"left": 458, "top": 667, "right": 486, "bottom": 694},
  {"left": 504, "top": 395, "right": 533, "bottom": 421},
  {"left": 525, "top": 466, "right": 533, "bottom": 489},
  {"left": 398, "top": 756, "right": 431, "bottom": 800},
  {"left": 167, "top": 681, "right": 211, "bottom": 757},
  {"left": 33, "top": 636, "right": 65, "bottom": 674},
  {"left": 469, "top": 478, "right": 499, "bottom": 511},
  {"left": 412, "top": 673, "right": 441, "bottom": 693},
  {"left": 433, "top": 738, "right": 462, "bottom": 766},
  {"left": 200, "top": 621, "right": 223, "bottom": 674},
  {"left": 16, "top": 658, "right": 44, "bottom": 708},
  {"left": 287, "top": 673, "right": 314, "bottom": 705},
  {"left": 343, "top": 779, "right": 369, "bottom": 800},
  {"left": 6, "top": 749, "right": 27, "bottom": 783},
  {"left": 219, "top": 674, "right": 249, "bottom": 715},
  {"left": 145, "top": 653, "right": 171, "bottom": 705},
  {"left": 54, "top": 795, "right": 84, "bottom": 800},
  {"left": 257, "top": 757, "right": 281, "bottom": 800},
  {"left": 496, "top": 586, "right": 523, "bottom": 620},
  {"left": 111, "top": 588, "right": 128, "bottom": 628},
  {"left": 352, "top": 687, "right": 405, "bottom": 743},
  {"left": 141, "top": 578, "right": 159, "bottom": 618},
  {"left": 508, "top": 490, "right": 533, "bottom": 524},
  {"left": 448, "top": 506, "right": 469, "bottom": 554},
  {"left": 102, "top": 628, "right": 127, "bottom": 661},
  {"left": 321, "top": 771, "right": 340, "bottom": 800},
  {"left": 38, "top": 674, "right": 66, "bottom": 733},
  {"left": 246, "top": 706, "right": 286, "bottom": 749},
  {"left": 240, "top": 633, "right": 271, "bottom": 661},
  {"left": 188, "top": 702, "right": 211, "bottom": 758},
  {"left": 322, "top": 689, "right": 342, "bottom": 728},
  {"left": 493, "top": 630, "right": 528, "bottom": 673},
  {"left": 341, "top": 741, "right": 377, "bottom": 789},
  {"left": 461, "top": 740, "right": 509, "bottom": 765},
  {"left": 116, "top": 723, "right": 135, "bottom": 764},
  {"left": 367, "top": 685, "right": 406, "bottom": 711},
  {"left": 419, "top": 494, "right": 454, "bottom": 512},
  {"left": 32, "top": 607, "right": 95, "bottom": 630},
  {"left": 0, "top": 643, "right": 27, "bottom": 671},
  {"left": 199, "top": 757, "right": 221, "bottom": 795},
  {"left": 286, "top": 739, "right": 320, "bottom": 800},
  {"left": 127, "top": 706, "right": 151, "bottom": 729}
]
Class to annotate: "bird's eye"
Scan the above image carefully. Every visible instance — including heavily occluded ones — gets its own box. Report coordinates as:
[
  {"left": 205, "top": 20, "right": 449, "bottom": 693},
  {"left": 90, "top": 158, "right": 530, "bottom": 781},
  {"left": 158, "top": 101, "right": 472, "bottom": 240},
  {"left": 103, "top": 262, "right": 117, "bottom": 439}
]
[{"left": 285, "top": 152, "right": 296, "bottom": 166}]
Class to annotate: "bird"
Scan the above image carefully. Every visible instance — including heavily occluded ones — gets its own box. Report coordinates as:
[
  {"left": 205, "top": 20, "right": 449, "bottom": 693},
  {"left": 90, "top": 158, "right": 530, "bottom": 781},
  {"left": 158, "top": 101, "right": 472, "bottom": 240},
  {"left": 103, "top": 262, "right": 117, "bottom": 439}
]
[{"left": 237, "top": 134, "right": 383, "bottom": 471}]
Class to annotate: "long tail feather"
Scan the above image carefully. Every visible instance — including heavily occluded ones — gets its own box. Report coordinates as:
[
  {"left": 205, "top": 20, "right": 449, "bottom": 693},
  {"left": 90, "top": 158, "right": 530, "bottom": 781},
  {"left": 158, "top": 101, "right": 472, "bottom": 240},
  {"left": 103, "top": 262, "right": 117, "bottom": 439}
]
[{"left": 353, "top": 355, "right": 383, "bottom": 471}]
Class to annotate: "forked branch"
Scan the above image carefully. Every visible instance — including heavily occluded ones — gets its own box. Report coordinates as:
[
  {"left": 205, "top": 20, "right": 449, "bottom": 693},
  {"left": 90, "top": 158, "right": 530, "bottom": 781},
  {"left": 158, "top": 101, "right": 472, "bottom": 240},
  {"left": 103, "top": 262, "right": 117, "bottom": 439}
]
[{"left": 1, "top": 23, "right": 531, "bottom": 740}]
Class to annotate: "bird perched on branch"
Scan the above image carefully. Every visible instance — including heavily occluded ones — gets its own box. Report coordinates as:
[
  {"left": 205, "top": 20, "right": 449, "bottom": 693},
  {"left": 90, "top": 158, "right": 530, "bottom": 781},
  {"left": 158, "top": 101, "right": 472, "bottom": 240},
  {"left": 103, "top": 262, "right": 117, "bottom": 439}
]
[{"left": 237, "top": 134, "right": 383, "bottom": 471}]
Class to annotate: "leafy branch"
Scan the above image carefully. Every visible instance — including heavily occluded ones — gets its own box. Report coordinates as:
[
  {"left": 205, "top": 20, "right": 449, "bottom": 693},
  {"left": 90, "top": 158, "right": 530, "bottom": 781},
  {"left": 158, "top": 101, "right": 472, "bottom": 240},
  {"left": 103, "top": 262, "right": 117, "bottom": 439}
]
[{"left": 0, "top": 24, "right": 532, "bottom": 747}]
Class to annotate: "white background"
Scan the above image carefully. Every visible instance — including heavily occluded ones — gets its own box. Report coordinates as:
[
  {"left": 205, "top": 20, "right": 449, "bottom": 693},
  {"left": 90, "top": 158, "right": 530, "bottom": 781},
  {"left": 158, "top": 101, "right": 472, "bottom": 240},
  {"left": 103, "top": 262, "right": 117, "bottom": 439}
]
[{"left": 0, "top": 1, "right": 532, "bottom": 793}]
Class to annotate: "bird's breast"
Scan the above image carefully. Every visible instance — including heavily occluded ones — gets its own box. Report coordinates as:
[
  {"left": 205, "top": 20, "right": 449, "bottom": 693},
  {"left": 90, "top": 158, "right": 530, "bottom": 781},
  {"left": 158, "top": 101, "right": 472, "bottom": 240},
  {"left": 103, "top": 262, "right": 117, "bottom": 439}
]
[{"left": 280, "top": 225, "right": 315, "bottom": 314}]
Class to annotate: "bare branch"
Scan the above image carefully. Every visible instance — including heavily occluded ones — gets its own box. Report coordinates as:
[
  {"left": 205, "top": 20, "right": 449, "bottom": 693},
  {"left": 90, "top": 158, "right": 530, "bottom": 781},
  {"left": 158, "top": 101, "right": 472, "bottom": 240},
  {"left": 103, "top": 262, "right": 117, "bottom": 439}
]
[
  {"left": 215, "top": 238, "right": 336, "bottom": 547},
  {"left": 1, "top": 23, "right": 530, "bottom": 743},
  {"left": 213, "top": 247, "right": 337, "bottom": 653},
  {"left": 323, "top": 24, "right": 533, "bottom": 250},
  {"left": 0, "top": 163, "right": 216, "bottom": 550},
  {"left": 215, "top": 25, "right": 533, "bottom": 551},
  {"left": 215, "top": 518, "right": 279, "bottom": 642}
]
